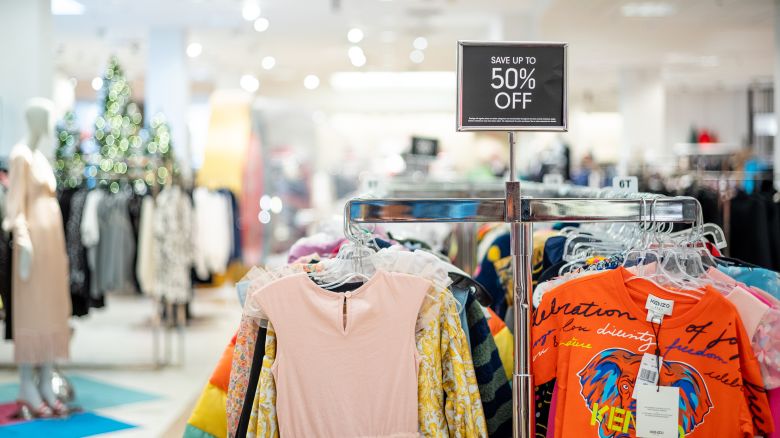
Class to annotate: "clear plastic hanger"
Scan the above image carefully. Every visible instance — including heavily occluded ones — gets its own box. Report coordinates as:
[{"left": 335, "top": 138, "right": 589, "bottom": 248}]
[
  {"left": 623, "top": 196, "right": 704, "bottom": 299},
  {"left": 308, "top": 203, "right": 379, "bottom": 289}
]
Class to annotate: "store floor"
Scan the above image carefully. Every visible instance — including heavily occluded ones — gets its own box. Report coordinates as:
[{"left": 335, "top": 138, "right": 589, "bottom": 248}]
[{"left": 0, "top": 284, "right": 241, "bottom": 437}]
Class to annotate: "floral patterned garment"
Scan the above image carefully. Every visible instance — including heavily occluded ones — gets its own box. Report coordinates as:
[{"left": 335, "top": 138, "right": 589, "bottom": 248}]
[
  {"left": 226, "top": 315, "right": 260, "bottom": 437},
  {"left": 753, "top": 307, "right": 780, "bottom": 390},
  {"left": 248, "top": 285, "right": 487, "bottom": 437}
]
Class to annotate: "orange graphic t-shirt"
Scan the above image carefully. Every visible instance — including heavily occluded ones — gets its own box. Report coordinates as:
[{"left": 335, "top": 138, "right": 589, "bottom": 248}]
[{"left": 532, "top": 267, "right": 773, "bottom": 438}]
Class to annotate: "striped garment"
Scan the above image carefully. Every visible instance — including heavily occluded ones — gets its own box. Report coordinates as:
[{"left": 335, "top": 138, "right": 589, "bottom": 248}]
[{"left": 466, "top": 292, "right": 513, "bottom": 437}]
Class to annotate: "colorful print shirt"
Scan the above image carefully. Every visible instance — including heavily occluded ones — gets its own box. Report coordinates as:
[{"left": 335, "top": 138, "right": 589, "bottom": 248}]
[{"left": 532, "top": 267, "right": 774, "bottom": 438}]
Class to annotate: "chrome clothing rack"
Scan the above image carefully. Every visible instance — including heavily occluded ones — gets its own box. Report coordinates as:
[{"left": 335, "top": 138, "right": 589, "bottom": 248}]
[{"left": 346, "top": 135, "right": 700, "bottom": 438}]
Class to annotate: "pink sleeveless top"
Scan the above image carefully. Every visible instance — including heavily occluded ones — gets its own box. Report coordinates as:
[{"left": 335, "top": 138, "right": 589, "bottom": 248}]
[{"left": 256, "top": 270, "right": 429, "bottom": 437}]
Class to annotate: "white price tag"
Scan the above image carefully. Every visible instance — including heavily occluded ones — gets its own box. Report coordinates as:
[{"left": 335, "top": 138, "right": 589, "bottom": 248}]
[
  {"left": 543, "top": 173, "right": 564, "bottom": 185},
  {"left": 645, "top": 294, "right": 674, "bottom": 323},
  {"left": 636, "top": 385, "right": 680, "bottom": 438},
  {"left": 632, "top": 354, "right": 663, "bottom": 399},
  {"left": 612, "top": 176, "right": 638, "bottom": 193}
]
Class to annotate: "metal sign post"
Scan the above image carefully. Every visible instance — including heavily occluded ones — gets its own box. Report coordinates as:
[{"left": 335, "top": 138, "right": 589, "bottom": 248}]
[{"left": 457, "top": 40, "right": 568, "bottom": 438}]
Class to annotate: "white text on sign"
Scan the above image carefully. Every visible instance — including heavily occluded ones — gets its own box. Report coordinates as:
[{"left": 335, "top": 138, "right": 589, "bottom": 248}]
[{"left": 490, "top": 57, "right": 537, "bottom": 110}]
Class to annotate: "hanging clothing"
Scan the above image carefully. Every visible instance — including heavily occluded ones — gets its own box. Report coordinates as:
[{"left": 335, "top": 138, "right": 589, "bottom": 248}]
[
  {"left": 465, "top": 291, "right": 513, "bottom": 437},
  {"left": 136, "top": 196, "right": 156, "bottom": 296},
  {"left": 185, "top": 335, "right": 236, "bottom": 438},
  {"left": 218, "top": 189, "right": 242, "bottom": 263},
  {"left": 81, "top": 189, "right": 105, "bottom": 306},
  {"left": 228, "top": 252, "right": 487, "bottom": 437},
  {"left": 96, "top": 193, "right": 137, "bottom": 294},
  {"left": 3, "top": 145, "right": 70, "bottom": 364},
  {"left": 253, "top": 270, "right": 427, "bottom": 437},
  {"left": 0, "top": 183, "right": 13, "bottom": 340},
  {"left": 60, "top": 188, "right": 90, "bottom": 316},
  {"left": 532, "top": 267, "right": 773, "bottom": 437},
  {"left": 153, "top": 186, "right": 194, "bottom": 303},
  {"left": 193, "top": 188, "right": 232, "bottom": 280}
]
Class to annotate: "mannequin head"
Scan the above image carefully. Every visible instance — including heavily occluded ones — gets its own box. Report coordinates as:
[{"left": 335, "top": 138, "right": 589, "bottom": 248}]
[{"left": 24, "top": 98, "right": 54, "bottom": 151}]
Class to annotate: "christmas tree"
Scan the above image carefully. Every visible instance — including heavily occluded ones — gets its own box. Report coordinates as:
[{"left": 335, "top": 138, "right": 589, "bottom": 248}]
[
  {"left": 92, "top": 57, "right": 143, "bottom": 191},
  {"left": 145, "top": 113, "right": 176, "bottom": 187},
  {"left": 54, "top": 111, "right": 84, "bottom": 188}
]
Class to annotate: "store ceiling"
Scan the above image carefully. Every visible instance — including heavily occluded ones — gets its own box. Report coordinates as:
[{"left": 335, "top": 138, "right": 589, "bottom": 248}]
[{"left": 53, "top": 0, "right": 774, "bottom": 101}]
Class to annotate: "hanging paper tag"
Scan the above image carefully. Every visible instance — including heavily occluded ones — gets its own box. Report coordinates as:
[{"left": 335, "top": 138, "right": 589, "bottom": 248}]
[
  {"left": 612, "top": 176, "right": 639, "bottom": 193},
  {"left": 645, "top": 294, "right": 674, "bottom": 322},
  {"left": 636, "top": 385, "right": 680, "bottom": 437},
  {"left": 632, "top": 353, "right": 662, "bottom": 399}
]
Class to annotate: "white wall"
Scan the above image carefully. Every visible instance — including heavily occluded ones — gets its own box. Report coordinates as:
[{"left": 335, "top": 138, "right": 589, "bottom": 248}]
[
  {"left": 664, "top": 88, "right": 748, "bottom": 150},
  {"left": 0, "top": 0, "right": 53, "bottom": 155}
]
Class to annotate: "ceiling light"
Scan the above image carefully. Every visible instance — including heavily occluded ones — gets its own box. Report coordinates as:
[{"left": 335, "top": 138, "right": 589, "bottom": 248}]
[
  {"left": 254, "top": 17, "right": 270, "bottom": 32},
  {"left": 348, "top": 46, "right": 364, "bottom": 59},
  {"left": 304, "top": 74, "right": 320, "bottom": 90},
  {"left": 242, "top": 0, "right": 261, "bottom": 21},
  {"left": 91, "top": 77, "right": 103, "bottom": 91},
  {"left": 621, "top": 2, "right": 675, "bottom": 17},
  {"left": 186, "top": 42, "right": 203, "bottom": 58},
  {"left": 409, "top": 50, "right": 424, "bottom": 64},
  {"left": 258, "top": 211, "right": 271, "bottom": 224},
  {"left": 348, "top": 46, "right": 366, "bottom": 67},
  {"left": 347, "top": 28, "right": 364, "bottom": 43},
  {"left": 52, "top": 0, "right": 85, "bottom": 15},
  {"left": 240, "top": 74, "right": 259, "bottom": 93},
  {"left": 351, "top": 54, "right": 367, "bottom": 67},
  {"left": 413, "top": 37, "right": 428, "bottom": 50},
  {"left": 262, "top": 56, "right": 276, "bottom": 70}
]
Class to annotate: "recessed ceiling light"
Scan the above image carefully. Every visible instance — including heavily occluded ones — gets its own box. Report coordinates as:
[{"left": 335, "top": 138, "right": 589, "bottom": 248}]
[
  {"left": 52, "top": 0, "right": 85, "bottom": 15},
  {"left": 262, "top": 56, "right": 276, "bottom": 70},
  {"left": 304, "top": 74, "right": 320, "bottom": 90},
  {"left": 240, "top": 74, "right": 259, "bottom": 93},
  {"left": 621, "top": 2, "right": 675, "bottom": 17},
  {"left": 409, "top": 50, "right": 424, "bottom": 64},
  {"left": 348, "top": 46, "right": 366, "bottom": 67},
  {"left": 254, "top": 17, "right": 270, "bottom": 32},
  {"left": 186, "top": 42, "right": 203, "bottom": 58},
  {"left": 348, "top": 46, "right": 364, "bottom": 59},
  {"left": 91, "top": 76, "right": 103, "bottom": 91},
  {"left": 347, "top": 28, "right": 364, "bottom": 43},
  {"left": 351, "top": 54, "right": 367, "bottom": 67},
  {"left": 242, "top": 0, "right": 261, "bottom": 21},
  {"left": 413, "top": 37, "right": 428, "bottom": 50}
]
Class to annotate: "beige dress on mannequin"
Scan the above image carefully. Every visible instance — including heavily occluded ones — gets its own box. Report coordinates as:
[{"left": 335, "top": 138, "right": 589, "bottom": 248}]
[{"left": 4, "top": 144, "right": 70, "bottom": 364}]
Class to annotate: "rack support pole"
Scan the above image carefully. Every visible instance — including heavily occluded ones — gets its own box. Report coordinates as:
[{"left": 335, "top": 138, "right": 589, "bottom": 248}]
[{"left": 508, "top": 132, "right": 535, "bottom": 438}]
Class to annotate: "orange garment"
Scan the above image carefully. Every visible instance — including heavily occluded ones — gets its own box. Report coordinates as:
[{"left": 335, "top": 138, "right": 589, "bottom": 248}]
[
  {"left": 486, "top": 307, "right": 505, "bottom": 337},
  {"left": 532, "top": 267, "right": 773, "bottom": 438},
  {"left": 487, "top": 307, "right": 514, "bottom": 380},
  {"left": 255, "top": 270, "right": 429, "bottom": 437},
  {"left": 185, "top": 334, "right": 236, "bottom": 438},
  {"left": 210, "top": 334, "right": 236, "bottom": 391}
]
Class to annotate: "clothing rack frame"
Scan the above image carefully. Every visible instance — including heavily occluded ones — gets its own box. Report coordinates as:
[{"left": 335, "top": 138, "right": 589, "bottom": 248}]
[{"left": 346, "top": 133, "right": 701, "bottom": 438}]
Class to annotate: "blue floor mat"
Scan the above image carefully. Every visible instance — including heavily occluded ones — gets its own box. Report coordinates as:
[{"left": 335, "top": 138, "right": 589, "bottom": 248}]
[
  {"left": 0, "top": 374, "right": 161, "bottom": 410},
  {"left": 0, "top": 412, "right": 135, "bottom": 437}
]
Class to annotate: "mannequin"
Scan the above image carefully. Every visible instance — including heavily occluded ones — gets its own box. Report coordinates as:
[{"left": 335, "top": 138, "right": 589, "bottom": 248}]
[{"left": 2, "top": 99, "right": 71, "bottom": 417}]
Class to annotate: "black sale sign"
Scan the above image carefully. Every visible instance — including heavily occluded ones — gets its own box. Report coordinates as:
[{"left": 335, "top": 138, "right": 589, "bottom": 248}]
[{"left": 457, "top": 41, "right": 567, "bottom": 131}]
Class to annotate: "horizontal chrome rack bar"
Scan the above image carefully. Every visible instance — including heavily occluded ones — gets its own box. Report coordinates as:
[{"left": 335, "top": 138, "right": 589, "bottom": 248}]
[{"left": 347, "top": 196, "right": 699, "bottom": 224}]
